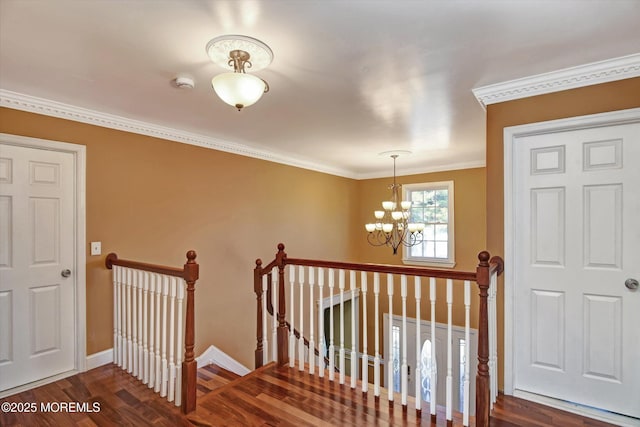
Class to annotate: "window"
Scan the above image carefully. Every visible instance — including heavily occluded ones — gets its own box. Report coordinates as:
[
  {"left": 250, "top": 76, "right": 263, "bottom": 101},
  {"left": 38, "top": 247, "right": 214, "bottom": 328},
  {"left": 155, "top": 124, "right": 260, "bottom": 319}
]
[{"left": 403, "top": 181, "right": 455, "bottom": 267}]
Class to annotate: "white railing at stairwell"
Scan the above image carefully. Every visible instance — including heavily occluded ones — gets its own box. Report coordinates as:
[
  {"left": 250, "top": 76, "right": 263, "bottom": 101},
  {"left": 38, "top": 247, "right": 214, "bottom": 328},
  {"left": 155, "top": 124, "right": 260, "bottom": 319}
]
[
  {"left": 106, "top": 251, "right": 199, "bottom": 414},
  {"left": 254, "top": 243, "right": 503, "bottom": 427}
]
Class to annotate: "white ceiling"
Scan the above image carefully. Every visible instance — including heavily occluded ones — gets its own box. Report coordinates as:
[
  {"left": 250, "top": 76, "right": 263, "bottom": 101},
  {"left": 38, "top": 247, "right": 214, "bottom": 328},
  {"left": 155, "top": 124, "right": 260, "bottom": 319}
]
[{"left": 1, "top": 0, "right": 639, "bottom": 178}]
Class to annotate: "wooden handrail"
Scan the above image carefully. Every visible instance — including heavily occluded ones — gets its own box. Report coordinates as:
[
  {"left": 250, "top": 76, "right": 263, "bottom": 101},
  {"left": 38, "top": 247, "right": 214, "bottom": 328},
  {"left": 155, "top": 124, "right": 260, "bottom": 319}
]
[
  {"left": 285, "top": 258, "right": 478, "bottom": 281},
  {"left": 105, "top": 251, "right": 199, "bottom": 414},
  {"left": 106, "top": 253, "right": 186, "bottom": 279}
]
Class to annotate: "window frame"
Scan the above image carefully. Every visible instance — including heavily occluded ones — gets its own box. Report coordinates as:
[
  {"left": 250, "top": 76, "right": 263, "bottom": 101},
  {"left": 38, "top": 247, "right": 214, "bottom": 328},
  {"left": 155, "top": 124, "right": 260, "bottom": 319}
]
[{"left": 402, "top": 180, "right": 455, "bottom": 268}]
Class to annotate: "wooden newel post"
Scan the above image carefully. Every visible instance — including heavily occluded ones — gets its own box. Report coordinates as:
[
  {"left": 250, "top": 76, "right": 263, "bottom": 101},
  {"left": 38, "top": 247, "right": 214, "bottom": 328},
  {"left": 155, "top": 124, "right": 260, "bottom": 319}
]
[
  {"left": 254, "top": 259, "right": 264, "bottom": 369},
  {"left": 275, "top": 243, "right": 288, "bottom": 366},
  {"left": 181, "top": 250, "right": 199, "bottom": 414},
  {"left": 475, "top": 251, "right": 491, "bottom": 427}
]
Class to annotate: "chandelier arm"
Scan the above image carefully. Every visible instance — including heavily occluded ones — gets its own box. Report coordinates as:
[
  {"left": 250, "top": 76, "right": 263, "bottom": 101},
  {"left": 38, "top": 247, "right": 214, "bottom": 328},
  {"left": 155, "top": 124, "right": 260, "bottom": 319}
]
[{"left": 367, "top": 232, "right": 391, "bottom": 247}]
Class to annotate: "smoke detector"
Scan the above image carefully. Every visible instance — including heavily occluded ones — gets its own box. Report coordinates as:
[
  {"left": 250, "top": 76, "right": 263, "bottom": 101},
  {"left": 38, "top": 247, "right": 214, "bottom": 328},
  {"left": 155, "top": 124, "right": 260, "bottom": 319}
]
[{"left": 172, "top": 75, "right": 195, "bottom": 89}]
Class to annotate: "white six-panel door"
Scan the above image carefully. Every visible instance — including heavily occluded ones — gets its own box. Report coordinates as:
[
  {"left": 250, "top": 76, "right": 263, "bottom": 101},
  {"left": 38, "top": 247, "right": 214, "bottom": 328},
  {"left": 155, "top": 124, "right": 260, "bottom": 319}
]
[
  {"left": 513, "top": 122, "right": 640, "bottom": 418},
  {"left": 0, "top": 143, "right": 76, "bottom": 392}
]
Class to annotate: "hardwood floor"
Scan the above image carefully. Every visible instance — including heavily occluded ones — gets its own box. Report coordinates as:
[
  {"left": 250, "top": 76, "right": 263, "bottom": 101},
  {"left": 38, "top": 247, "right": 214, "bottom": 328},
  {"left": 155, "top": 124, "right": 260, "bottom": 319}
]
[{"left": 0, "top": 362, "right": 621, "bottom": 426}]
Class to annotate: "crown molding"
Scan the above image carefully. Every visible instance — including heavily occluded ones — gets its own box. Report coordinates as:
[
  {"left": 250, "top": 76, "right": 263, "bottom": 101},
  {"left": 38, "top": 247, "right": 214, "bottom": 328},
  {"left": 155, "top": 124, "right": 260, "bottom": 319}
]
[
  {"left": 0, "top": 89, "right": 356, "bottom": 178},
  {"left": 0, "top": 89, "right": 487, "bottom": 179},
  {"left": 472, "top": 53, "right": 640, "bottom": 110}
]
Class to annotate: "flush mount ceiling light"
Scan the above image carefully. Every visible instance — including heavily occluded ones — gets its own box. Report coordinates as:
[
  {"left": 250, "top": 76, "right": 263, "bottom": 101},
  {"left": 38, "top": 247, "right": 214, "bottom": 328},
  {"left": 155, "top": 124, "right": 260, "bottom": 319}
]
[{"left": 206, "top": 35, "right": 273, "bottom": 111}]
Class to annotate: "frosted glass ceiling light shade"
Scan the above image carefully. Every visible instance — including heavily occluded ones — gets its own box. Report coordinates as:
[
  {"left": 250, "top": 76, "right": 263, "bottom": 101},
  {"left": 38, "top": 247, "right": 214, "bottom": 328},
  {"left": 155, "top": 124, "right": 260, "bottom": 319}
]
[
  {"left": 206, "top": 35, "right": 273, "bottom": 111},
  {"left": 211, "top": 73, "right": 268, "bottom": 111}
]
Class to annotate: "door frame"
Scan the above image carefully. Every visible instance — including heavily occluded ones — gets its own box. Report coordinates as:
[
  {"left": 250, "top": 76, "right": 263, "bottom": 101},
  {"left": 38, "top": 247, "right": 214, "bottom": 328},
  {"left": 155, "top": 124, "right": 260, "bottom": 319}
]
[
  {"left": 503, "top": 108, "right": 640, "bottom": 425},
  {"left": 0, "top": 133, "right": 87, "bottom": 387}
]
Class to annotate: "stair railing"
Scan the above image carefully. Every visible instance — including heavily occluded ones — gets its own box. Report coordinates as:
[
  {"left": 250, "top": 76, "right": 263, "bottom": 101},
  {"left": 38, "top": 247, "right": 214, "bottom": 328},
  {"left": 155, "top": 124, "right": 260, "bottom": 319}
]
[
  {"left": 254, "top": 243, "right": 503, "bottom": 427},
  {"left": 106, "top": 250, "right": 199, "bottom": 414}
]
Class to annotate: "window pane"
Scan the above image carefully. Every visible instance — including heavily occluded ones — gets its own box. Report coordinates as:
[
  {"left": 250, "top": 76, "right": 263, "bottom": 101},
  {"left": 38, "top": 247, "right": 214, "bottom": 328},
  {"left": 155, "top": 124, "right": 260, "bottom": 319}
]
[
  {"left": 435, "top": 224, "right": 448, "bottom": 240},
  {"left": 435, "top": 241, "right": 448, "bottom": 258},
  {"left": 426, "top": 207, "right": 436, "bottom": 223},
  {"left": 424, "top": 224, "right": 435, "bottom": 240},
  {"left": 411, "top": 191, "right": 424, "bottom": 204},
  {"left": 425, "top": 190, "right": 435, "bottom": 206},
  {"left": 410, "top": 208, "right": 423, "bottom": 223},
  {"left": 425, "top": 241, "right": 435, "bottom": 258},
  {"left": 435, "top": 207, "right": 448, "bottom": 223},
  {"left": 436, "top": 189, "right": 448, "bottom": 207},
  {"left": 411, "top": 243, "right": 423, "bottom": 257}
]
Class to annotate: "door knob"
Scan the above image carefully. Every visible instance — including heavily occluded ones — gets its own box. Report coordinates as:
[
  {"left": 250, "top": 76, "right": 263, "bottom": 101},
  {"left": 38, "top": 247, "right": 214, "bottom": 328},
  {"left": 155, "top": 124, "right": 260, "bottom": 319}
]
[
  {"left": 61, "top": 269, "right": 72, "bottom": 278},
  {"left": 625, "top": 278, "right": 639, "bottom": 290}
]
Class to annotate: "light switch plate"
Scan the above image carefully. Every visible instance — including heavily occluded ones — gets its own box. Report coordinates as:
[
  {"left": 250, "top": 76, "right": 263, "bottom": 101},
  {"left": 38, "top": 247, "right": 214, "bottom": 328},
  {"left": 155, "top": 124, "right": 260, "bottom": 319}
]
[{"left": 90, "top": 241, "right": 101, "bottom": 256}]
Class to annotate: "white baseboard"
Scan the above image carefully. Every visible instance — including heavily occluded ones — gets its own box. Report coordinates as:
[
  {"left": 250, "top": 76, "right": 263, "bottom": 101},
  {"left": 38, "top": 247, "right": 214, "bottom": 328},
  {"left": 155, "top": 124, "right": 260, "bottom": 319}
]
[
  {"left": 84, "top": 345, "right": 250, "bottom": 377},
  {"left": 196, "top": 345, "right": 251, "bottom": 376},
  {"left": 86, "top": 348, "right": 114, "bottom": 370},
  {"left": 513, "top": 390, "right": 640, "bottom": 427}
]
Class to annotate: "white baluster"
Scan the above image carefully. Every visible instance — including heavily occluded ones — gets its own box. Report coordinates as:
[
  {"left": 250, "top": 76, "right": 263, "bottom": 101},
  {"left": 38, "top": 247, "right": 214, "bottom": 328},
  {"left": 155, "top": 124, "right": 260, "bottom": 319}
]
[
  {"left": 289, "top": 266, "right": 296, "bottom": 368},
  {"left": 308, "top": 267, "right": 315, "bottom": 375},
  {"left": 132, "top": 270, "right": 138, "bottom": 377},
  {"left": 154, "top": 274, "right": 162, "bottom": 393},
  {"left": 272, "top": 269, "right": 278, "bottom": 364},
  {"left": 339, "top": 269, "right": 346, "bottom": 385},
  {"left": 118, "top": 266, "right": 124, "bottom": 367},
  {"left": 463, "top": 280, "right": 471, "bottom": 426},
  {"left": 446, "top": 279, "right": 453, "bottom": 423},
  {"left": 415, "top": 276, "right": 422, "bottom": 412},
  {"left": 298, "top": 266, "right": 305, "bottom": 371},
  {"left": 401, "top": 275, "right": 408, "bottom": 406},
  {"left": 328, "top": 268, "right": 335, "bottom": 381},
  {"left": 168, "top": 276, "right": 177, "bottom": 402},
  {"left": 143, "top": 271, "right": 149, "bottom": 384},
  {"left": 361, "top": 271, "right": 368, "bottom": 393},
  {"left": 126, "top": 268, "right": 133, "bottom": 373},
  {"left": 175, "top": 279, "right": 185, "bottom": 407},
  {"left": 318, "top": 268, "right": 325, "bottom": 378},
  {"left": 161, "top": 274, "right": 169, "bottom": 397},
  {"left": 149, "top": 273, "right": 156, "bottom": 389},
  {"left": 137, "top": 270, "right": 143, "bottom": 379},
  {"left": 430, "top": 277, "right": 437, "bottom": 417},
  {"left": 374, "top": 272, "right": 381, "bottom": 397},
  {"left": 350, "top": 270, "right": 357, "bottom": 389},
  {"left": 387, "top": 273, "right": 394, "bottom": 403},
  {"left": 262, "top": 274, "right": 268, "bottom": 366}
]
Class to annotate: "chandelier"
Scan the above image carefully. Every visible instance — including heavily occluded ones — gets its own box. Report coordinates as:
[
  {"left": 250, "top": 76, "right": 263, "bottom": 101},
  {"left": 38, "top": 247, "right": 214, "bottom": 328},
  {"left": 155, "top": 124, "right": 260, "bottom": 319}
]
[
  {"left": 206, "top": 35, "right": 273, "bottom": 111},
  {"left": 365, "top": 153, "right": 425, "bottom": 254}
]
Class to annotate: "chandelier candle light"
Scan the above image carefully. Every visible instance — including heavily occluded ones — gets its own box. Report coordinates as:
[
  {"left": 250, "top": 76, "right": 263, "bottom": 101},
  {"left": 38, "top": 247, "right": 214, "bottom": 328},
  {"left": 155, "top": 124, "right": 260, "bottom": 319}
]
[
  {"left": 365, "top": 152, "right": 425, "bottom": 255},
  {"left": 206, "top": 35, "right": 273, "bottom": 111}
]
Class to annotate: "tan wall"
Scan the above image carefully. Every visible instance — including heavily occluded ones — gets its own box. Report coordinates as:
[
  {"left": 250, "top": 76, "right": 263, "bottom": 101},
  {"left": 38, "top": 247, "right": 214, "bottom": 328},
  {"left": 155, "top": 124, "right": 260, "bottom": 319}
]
[
  {"left": 355, "top": 168, "right": 487, "bottom": 362},
  {"left": 486, "top": 76, "right": 640, "bottom": 389},
  {"left": 0, "top": 107, "right": 359, "bottom": 369}
]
